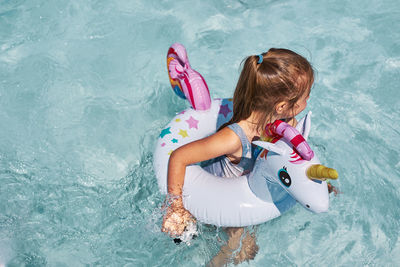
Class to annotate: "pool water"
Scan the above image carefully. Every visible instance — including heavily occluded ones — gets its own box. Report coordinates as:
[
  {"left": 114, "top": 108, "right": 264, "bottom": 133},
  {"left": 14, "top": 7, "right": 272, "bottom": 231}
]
[{"left": 1, "top": 0, "right": 399, "bottom": 266}]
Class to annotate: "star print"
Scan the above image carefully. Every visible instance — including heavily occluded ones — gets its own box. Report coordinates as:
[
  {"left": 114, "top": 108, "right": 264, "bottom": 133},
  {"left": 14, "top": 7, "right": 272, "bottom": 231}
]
[
  {"left": 171, "top": 138, "right": 178, "bottom": 143},
  {"left": 161, "top": 142, "right": 166, "bottom": 147},
  {"left": 219, "top": 104, "right": 232, "bottom": 118},
  {"left": 160, "top": 127, "right": 171, "bottom": 138},
  {"left": 178, "top": 129, "right": 188, "bottom": 138},
  {"left": 185, "top": 116, "right": 199, "bottom": 129},
  {"left": 175, "top": 118, "right": 181, "bottom": 122}
]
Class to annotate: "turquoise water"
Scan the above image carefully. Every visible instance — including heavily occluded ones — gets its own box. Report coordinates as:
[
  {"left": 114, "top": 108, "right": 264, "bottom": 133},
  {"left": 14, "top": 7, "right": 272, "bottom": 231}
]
[{"left": 0, "top": 0, "right": 399, "bottom": 266}]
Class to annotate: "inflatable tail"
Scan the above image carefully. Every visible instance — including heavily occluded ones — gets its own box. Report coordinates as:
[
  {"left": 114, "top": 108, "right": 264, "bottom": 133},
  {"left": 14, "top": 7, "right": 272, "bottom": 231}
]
[{"left": 167, "top": 43, "right": 211, "bottom": 111}]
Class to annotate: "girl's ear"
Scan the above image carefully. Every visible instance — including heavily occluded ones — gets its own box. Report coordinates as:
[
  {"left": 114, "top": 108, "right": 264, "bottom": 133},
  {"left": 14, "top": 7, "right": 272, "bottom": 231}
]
[
  {"left": 275, "top": 101, "right": 288, "bottom": 115},
  {"left": 252, "top": 141, "right": 286, "bottom": 155}
]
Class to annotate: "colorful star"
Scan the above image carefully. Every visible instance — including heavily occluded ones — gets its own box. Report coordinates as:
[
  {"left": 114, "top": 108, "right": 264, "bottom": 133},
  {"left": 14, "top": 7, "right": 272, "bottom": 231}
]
[
  {"left": 219, "top": 104, "right": 232, "bottom": 118},
  {"left": 178, "top": 129, "right": 188, "bottom": 138},
  {"left": 161, "top": 142, "right": 166, "bottom": 147},
  {"left": 175, "top": 118, "right": 181, "bottom": 122},
  {"left": 185, "top": 116, "right": 199, "bottom": 129},
  {"left": 171, "top": 138, "right": 178, "bottom": 143},
  {"left": 159, "top": 127, "right": 171, "bottom": 138}
]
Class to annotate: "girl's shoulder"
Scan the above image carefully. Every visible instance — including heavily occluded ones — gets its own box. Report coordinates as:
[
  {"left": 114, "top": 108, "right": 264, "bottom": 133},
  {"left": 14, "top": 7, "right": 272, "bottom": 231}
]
[
  {"left": 214, "top": 126, "right": 242, "bottom": 147},
  {"left": 186, "top": 126, "right": 242, "bottom": 157},
  {"left": 171, "top": 126, "right": 242, "bottom": 165}
]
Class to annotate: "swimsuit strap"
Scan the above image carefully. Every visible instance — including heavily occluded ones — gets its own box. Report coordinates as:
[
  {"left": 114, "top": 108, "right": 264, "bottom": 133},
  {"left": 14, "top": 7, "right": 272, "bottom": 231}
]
[{"left": 227, "top": 123, "right": 251, "bottom": 158}]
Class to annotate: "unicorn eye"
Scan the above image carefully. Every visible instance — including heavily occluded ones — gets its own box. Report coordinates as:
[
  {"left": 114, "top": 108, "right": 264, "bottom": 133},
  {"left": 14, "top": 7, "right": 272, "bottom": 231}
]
[{"left": 278, "top": 167, "right": 291, "bottom": 187}]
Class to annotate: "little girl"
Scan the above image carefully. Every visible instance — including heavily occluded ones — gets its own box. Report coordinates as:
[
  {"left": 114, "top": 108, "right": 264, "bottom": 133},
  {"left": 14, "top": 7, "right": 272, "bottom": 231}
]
[{"left": 162, "top": 48, "right": 314, "bottom": 264}]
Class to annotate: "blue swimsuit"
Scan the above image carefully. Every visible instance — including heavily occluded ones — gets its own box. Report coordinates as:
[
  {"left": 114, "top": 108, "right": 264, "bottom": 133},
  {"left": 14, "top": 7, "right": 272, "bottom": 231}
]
[{"left": 202, "top": 123, "right": 256, "bottom": 178}]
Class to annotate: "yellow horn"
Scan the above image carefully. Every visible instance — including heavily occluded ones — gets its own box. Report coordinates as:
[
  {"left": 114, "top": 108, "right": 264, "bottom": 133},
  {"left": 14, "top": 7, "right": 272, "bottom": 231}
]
[{"left": 307, "top": 164, "right": 338, "bottom": 181}]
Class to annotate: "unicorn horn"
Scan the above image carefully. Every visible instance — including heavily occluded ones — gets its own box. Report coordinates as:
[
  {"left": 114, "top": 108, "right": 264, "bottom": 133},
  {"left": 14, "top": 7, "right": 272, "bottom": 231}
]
[{"left": 307, "top": 164, "right": 338, "bottom": 181}]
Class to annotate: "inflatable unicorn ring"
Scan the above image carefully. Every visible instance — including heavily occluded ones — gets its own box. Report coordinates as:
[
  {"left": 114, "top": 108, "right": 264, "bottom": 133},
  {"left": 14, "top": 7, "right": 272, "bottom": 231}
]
[{"left": 154, "top": 43, "right": 338, "bottom": 228}]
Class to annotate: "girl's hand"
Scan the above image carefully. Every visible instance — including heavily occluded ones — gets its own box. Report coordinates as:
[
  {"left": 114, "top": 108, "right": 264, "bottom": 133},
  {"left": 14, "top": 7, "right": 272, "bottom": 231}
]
[
  {"left": 328, "top": 183, "right": 340, "bottom": 196},
  {"left": 162, "top": 196, "right": 195, "bottom": 237}
]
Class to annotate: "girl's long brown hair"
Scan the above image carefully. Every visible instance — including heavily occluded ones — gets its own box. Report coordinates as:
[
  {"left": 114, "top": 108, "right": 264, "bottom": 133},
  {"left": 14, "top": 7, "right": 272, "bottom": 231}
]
[{"left": 221, "top": 48, "right": 314, "bottom": 132}]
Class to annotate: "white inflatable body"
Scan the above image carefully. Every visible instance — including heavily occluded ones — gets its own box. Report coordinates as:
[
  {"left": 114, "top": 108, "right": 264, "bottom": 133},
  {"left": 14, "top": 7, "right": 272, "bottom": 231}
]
[{"left": 154, "top": 98, "right": 333, "bottom": 227}]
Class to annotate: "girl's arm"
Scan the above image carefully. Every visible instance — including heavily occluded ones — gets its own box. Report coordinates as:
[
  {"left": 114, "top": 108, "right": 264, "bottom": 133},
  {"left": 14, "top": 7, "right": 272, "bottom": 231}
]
[
  {"left": 167, "top": 126, "right": 242, "bottom": 195},
  {"left": 162, "top": 127, "right": 241, "bottom": 237}
]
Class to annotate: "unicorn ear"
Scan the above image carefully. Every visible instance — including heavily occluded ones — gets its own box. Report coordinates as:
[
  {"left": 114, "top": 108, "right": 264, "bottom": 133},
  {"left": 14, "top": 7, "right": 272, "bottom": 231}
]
[
  {"left": 295, "top": 111, "right": 312, "bottom": 140},
  {"left": 252, "top": 141, "right": 286, "bottom": 155}
]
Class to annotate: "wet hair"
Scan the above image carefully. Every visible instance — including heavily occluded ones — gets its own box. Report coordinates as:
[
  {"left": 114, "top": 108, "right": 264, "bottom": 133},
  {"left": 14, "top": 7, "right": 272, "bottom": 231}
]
[{"left": 223, "top": 48, "right": 314, "bottom": 132}]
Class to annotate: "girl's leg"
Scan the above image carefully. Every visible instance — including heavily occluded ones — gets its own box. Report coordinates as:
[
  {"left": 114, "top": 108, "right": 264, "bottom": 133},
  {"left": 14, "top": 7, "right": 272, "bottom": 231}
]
[
  {"left": 207, "top": 227, "right": 258, "bottom": 266},
  {"left": 231, "top": 227, "right": 258, "bottom": 265}
]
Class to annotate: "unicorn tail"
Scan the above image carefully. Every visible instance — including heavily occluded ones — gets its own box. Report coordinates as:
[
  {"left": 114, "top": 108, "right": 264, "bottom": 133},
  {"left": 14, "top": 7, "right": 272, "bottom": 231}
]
[{"left": 167, "top": 43, "right": 211, "bottom": 111}]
